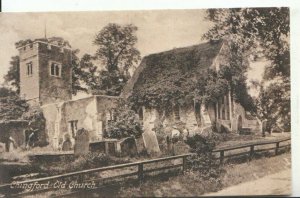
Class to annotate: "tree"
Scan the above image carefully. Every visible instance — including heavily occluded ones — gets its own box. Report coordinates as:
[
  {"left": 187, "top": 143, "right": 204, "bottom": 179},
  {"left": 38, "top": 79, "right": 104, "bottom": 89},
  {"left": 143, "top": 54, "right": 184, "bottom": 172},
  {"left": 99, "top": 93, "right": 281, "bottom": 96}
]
[
  {"left": 204, "top": 8, "right": 290, "bottom": 130},
  {"left": 94, "top": 23, "right": 140, "bottom": 73},
  {"left": 88, "top": 23, "right": 141, "bottom": 96},
  {"left": 71, "top": 50, "right": 90, "bottom": 95},
  {"left": 0, "top": 87, "right": 29, "bottom": 120},
  {"left": 256, "top": 80, "right": 290, "bottom": 132},
  {"left": 4, "top": 56, "right": 20, "bottom": 93}
]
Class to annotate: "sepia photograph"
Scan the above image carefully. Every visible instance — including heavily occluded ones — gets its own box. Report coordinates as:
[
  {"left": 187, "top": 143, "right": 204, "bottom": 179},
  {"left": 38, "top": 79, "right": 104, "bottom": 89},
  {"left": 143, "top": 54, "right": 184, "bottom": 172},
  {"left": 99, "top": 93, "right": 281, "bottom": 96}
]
[{"left": 0, "top": 6, "right": 292, "bottom": 197}]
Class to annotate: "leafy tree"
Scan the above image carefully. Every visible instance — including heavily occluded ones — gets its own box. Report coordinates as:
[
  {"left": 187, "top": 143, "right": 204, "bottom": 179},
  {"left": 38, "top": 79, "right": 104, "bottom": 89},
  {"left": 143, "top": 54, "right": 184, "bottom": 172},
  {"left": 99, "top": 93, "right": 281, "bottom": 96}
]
[
  {"left": 71, "top": 50, "right": 90, "bottom": 95},
  {"left": 4, "top": 56, "right": 20, "bottom": 93},
  {"left": 0, "top": 87, "right": 29, "bottom": 120},
  {"left": 205, "top": 7, "right": 289, "bottom": 80},
  {"left": 256, "top": 80, "right": 290, "bottom": 132},
  {"left": 204, "top": 8, "right": 290, "bottom": 129},
  {"left": 74, "top": 53, "right": 128, "bottom": 96},
  {"left": 88, "top": 23, "right": 141, "bottom": 96},
  {"left": 94, "top": 23, "right": 140, "bottom": 73}
]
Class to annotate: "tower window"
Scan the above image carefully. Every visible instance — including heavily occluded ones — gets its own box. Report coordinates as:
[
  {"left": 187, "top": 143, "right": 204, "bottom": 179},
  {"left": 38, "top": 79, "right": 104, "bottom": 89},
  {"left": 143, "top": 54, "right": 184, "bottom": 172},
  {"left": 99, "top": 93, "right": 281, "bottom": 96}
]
[
  {"left": 68, "top": 120, "right": 78, "bottom": 138},
  {"left": 174, "top": 105, "right": 180, "bottom": 120},
  {"left": 50, "top": 62, "right": 61, "bottom": 77},
  {"left": 26, "top": 62, "right": 33, "bottom": 76}
]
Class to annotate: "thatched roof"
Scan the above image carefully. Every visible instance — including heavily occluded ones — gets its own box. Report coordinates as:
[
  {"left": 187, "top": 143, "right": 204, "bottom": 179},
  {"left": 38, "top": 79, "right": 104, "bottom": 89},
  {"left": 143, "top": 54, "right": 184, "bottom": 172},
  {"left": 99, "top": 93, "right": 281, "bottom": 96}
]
[{"left": 122, "top": 40, "right": 223, "bottom": 99}]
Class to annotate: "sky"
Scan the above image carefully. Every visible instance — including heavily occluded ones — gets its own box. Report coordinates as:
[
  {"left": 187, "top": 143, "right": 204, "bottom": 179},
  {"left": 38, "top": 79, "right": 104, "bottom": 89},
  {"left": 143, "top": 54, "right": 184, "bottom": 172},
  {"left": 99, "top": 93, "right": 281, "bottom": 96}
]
[{"left": 0, "top": 9, "right": 265, "bottom": 96}]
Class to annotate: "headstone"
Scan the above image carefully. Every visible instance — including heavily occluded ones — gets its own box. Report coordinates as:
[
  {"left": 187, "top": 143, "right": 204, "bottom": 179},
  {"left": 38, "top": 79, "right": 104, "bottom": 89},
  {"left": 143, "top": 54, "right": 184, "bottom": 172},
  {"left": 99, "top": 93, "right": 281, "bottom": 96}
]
[
  {"left": 62, "top": 140, "right": 72, "bottom": 151},
  {"left": 120, "top": 137, "right": 138, "bottom": 156},
  {"left": 74, "top": 128, "right": 89, "bottom": 155},
  {"left": 142, "top": 109, "right": 161, "bottom": 155},
  {"left": 135, "top": 136, "right": 145, "bottom": 154}
]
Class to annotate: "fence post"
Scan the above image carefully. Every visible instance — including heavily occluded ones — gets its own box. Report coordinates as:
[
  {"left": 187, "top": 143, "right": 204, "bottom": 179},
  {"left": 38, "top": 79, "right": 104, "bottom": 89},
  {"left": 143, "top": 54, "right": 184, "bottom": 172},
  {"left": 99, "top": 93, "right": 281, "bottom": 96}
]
[
  {"left": 182, "top": 156, "right": 187, "bottom": 174},
  {"left": 138, "top": 163, "right": 144, "bottom": 181},
  {"left": 220, "top": 151, "right": 224, "bottom": 165},
  {"left": 275, "top": 142, "right": 280, "bottom": 155},
  {"left": 249, "top": 145, "right": 254, "bottom": 161}
]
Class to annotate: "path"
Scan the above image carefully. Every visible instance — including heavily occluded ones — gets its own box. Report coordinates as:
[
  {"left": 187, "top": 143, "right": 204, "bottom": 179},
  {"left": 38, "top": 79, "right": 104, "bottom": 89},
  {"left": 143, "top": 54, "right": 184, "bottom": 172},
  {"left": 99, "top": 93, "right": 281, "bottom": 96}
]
[{"left": 205, "top": 169, "right": 291, "bottom": 196}]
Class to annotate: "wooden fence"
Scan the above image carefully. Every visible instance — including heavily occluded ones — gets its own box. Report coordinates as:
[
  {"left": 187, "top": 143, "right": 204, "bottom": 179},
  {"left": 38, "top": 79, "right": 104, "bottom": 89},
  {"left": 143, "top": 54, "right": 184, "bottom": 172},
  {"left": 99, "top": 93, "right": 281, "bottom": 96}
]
[
  {"left": 0, "top": 137, "right": 291, "bottom": 197},
  {"left": 212, "top": 137, "right": 291, "bottom": 164},
  {"left": 0, "top": 154, "right": 190, "bottom": 197}
]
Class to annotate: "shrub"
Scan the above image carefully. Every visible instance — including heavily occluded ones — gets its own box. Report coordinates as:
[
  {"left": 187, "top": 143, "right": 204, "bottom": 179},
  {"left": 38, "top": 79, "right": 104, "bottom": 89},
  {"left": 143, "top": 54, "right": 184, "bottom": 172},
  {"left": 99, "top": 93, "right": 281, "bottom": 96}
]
[
  {"left": 106, "top": 101, "right": 143, "bottom": 139},
  {"left": 185, "top": 133, "right": 225, "bottom": 180},
  {"left": 22, "top": 105, "right": 48, "bottom": 147}
]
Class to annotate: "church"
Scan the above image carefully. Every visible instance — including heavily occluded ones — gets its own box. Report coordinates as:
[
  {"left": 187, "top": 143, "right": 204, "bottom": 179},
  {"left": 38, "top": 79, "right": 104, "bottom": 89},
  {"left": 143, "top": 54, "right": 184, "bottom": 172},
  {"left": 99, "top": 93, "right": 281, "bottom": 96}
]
[{"left": 17, "top": 37, "right": 261, "bottom": 153}]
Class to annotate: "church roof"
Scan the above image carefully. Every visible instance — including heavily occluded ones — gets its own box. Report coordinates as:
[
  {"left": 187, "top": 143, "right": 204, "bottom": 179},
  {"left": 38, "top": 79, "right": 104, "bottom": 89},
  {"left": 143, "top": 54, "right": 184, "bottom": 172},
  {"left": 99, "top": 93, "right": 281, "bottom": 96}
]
[{"left": 122, "top": 40, "right": 223, "bottom": 99}]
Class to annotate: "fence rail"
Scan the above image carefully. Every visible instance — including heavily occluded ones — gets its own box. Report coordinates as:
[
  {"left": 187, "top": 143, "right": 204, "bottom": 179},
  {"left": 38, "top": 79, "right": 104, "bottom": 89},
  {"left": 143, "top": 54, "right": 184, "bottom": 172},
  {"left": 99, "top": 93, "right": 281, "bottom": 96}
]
[
  {"left": 0, "top": 154, "right": 190, "bottom": 197},
  {"left": 0, "top": 137, "right": 291, "bottom": 197},
  {"left": 212, "top": 137, "right": 291, "bottom": 164}
]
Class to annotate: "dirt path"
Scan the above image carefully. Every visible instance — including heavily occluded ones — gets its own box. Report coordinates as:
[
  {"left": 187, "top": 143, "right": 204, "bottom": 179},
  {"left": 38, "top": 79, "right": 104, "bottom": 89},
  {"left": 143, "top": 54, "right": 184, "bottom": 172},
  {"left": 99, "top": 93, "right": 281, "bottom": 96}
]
[{"left": 205, "top": 169, "right": 291, "bottom": 196}]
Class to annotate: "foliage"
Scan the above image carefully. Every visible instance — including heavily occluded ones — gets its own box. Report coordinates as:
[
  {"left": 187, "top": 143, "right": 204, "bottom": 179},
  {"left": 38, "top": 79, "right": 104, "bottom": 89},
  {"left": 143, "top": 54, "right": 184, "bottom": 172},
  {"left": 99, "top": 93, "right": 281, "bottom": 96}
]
[
  {"left": 106, "top": 100, "right": 143, "bottom": 139},
  {"left": 38, "top": 152, "right": 131, "bottom": 175},
  {"left": 129, "top": 42, "right": 223, "bottom": 109},
  {"left": 204, "top": 7, "right": 289, "bottom": 80},
  {"left": 204, "top": 7, "right": 290, "bottom": 123},
  {"left": 0, "top": 87, "right": 29, "bottom": 120},
  {"left": 129, "top": 38, "right": 255, "bottom": 114},
  {"left": 3, "top": 56, "right": 20, "bottom": 93},
  {"left": 74, "top": 23, "right": 141, "bottom": 96},
  {"left": 185, "top": 133, "right": 224, "bottom": 179},
  {"left": 255, "top": 80, "right": 290, "bottom": 132},
  {"left": 22, "top": 105, "right": 48, "bottom": 146},
  {"left": 77, "top": 53, "right": 129, "bottom": 96},
  {"left": 94, "top": 23, "right": 141, "bottom": 73},
  {"left": 71, "top": 49, "right": 89, "bottom": 95}
]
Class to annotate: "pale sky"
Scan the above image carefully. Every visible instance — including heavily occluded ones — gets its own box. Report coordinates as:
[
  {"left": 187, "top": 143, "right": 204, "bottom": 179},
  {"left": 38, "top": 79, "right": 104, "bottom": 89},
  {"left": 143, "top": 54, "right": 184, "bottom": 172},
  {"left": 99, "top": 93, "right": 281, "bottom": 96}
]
[{"left": 0, "top": 10, "right": 265, "bottom": 96}]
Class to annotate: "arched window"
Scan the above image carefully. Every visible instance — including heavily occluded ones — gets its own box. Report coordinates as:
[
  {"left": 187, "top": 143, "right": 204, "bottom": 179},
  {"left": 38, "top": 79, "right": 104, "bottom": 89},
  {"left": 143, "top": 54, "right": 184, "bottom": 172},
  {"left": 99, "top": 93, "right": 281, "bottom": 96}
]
[
  {"left": 174, "top": 105, "right": 180, "bottom": 120},
  {"left": 51, "top": 63, "right": 55, "bottom": 76},
  {"left": 55, "top": 64, "right": 60, "bottom": 76},
  {"left": 26, "top": 62, "right": 33, "bottom": 76},
  {"left": 50, "top": 62, "right": 61, "bottom": 77}
]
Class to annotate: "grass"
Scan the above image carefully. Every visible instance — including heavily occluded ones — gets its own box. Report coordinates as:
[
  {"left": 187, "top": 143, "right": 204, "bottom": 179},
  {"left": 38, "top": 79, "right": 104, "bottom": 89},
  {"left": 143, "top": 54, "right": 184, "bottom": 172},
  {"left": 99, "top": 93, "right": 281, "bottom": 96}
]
[
  {"left": 216, "top": 132, "right": 290, "bottom": 148},
  {"left": 116, "top": 152, "right": 291, "bottom": 197}
]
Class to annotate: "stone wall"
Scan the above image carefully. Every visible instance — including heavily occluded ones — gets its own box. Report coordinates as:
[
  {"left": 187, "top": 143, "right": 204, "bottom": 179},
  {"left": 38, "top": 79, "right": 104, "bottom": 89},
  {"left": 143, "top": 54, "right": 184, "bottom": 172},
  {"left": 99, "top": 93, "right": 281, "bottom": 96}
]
[
  {"left": 19, "top": 41, "right": 72, "bottom": 105},
  {"left": 231, "top": 102, "right": 261, "bottom": 133},
  {"left": 38, "top": 42, "right": 72, "bottom": 105},
  {"left": 42, "top": 95, "right": 119, "bottom": 149},
  {"left": 19, "top": 42, "right": 40, "bottom": 102}
]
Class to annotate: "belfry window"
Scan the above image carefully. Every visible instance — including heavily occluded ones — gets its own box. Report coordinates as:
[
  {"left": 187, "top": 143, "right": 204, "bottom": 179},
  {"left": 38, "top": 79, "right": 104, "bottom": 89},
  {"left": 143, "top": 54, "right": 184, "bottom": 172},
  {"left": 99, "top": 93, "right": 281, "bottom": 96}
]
[
  {"left": 174, "top": 105, "right": 180, "bottom": 120},
  {"left": 50, "top": 62, "right": 61, "bottom": 77},
  {"left": 26, "top": 62, "right": 33, "bottom": 76}
]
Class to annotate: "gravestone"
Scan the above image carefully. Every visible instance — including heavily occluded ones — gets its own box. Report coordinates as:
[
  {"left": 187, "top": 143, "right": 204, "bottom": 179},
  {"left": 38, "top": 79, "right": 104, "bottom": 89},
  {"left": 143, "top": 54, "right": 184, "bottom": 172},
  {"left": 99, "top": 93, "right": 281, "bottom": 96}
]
[
  {"left": 120, "top": 137, "right": 138, "bottom": 156},
  {"left": 62, "top": 140, "right": 72, "bottom": 151},
  {"left": 142, "top": 109, "right": 161, "bottom": 155},
  {"left": 74, "top": 128, "right": 89, "bottom": 155}
]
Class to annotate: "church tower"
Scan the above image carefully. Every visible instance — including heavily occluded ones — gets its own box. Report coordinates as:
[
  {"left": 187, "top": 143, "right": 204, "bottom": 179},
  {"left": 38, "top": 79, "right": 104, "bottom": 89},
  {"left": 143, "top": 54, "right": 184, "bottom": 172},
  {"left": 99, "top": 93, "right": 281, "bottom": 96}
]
[{"left": 18, "top": 38, "right": 72, "bottom": 105}]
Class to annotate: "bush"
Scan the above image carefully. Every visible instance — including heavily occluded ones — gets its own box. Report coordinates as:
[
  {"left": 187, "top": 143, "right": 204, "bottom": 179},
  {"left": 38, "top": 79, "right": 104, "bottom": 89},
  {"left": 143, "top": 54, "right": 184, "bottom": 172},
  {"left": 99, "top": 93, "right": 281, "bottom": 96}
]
[
  {"left": 22, "top": 105, "right": 48, "bottom": 147},
  {"left": 185, "top": 133, "right": 225, "bottom": 180},
  {"left": 106, "top": 101, "right": 143, "bottom": 139}
]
